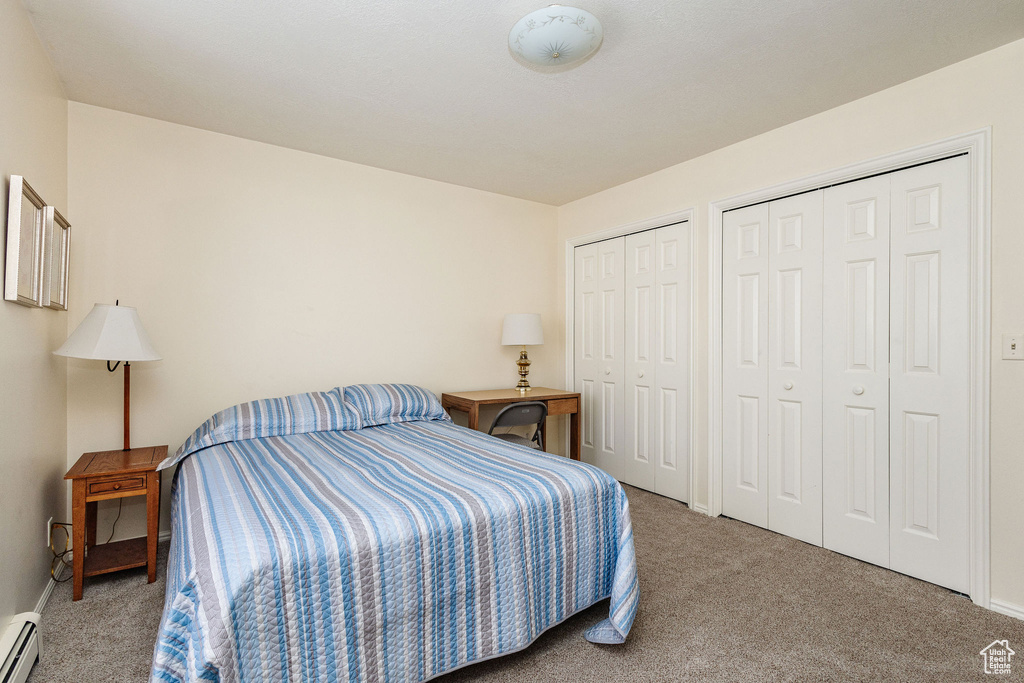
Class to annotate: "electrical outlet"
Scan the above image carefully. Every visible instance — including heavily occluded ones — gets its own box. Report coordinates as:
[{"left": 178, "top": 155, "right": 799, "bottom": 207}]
[
  {"left": 47, "top": 517, "right": 53, "bottom": 547},
  {"left": 1003, "top": 334, "right": 1023, "bottom": 360}
]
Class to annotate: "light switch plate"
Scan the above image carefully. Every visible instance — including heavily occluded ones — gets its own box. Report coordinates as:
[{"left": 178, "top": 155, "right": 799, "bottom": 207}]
[{"left": 1003, "top": 334, "right": 1023, "bottom": 360}]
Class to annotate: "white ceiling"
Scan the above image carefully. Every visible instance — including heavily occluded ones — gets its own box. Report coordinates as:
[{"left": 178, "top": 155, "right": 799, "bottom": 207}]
[{"left": 21, "top": 0, "right": 1024, "bottom": 205}]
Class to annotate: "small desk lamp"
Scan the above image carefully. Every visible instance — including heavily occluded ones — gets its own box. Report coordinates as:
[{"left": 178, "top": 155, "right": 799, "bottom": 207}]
[
  {"left": 502, "top": 313, "right": 544, "bottom": 391},
  {"left": 54, "top": 302, "right": 161, "bottom": 451}
]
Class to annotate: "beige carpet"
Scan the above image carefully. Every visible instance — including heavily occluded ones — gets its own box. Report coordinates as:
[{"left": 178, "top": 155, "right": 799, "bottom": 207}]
[{"left": 30, "top": 485, "right": 1023, "bottom": 682}]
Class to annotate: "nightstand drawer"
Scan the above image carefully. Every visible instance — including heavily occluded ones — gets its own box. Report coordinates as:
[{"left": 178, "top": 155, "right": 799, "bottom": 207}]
[{"left": 88, "top": 476, "right": 146, "bottom": 496}]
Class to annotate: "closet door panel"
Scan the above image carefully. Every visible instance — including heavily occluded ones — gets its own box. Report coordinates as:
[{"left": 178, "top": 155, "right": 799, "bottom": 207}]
[
  {"left": 888, "top": 156, "right": 970, "bottom": 593},
  {"left": 722, "top": 204, "right": 770, "bottom": 527},
  {"left": 624, "top": 231, "right": 656, "bottom": 491},
  {"left": 766, "top": 192, "right": 823, "bottom": 545},
  {"left": 589, "top": 238, "right": 627, "bottom": 481},
  {"left": 654, "top": 224, "right": 689, "bottom": 502},
  {"left": 575, "top": 243, "right": 601, "bottom": 467},
  {"left": 822, "top": 176, "right": 891, "bottom": 566}
]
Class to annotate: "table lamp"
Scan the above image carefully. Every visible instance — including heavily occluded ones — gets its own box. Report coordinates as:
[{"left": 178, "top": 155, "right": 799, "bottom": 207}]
[
  {"left": 54, "top": 302, "right": 161, "bottom": 450},
  {"left": 502, "top": 313, "right": 544, "bottom": 391}
]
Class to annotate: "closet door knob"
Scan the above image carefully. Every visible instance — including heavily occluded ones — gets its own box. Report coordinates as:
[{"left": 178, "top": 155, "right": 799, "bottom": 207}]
[
  {"left": 853, "top": 386, "right": 865, "bottom": 395},
  {"left": 638, "top": 370, "right": 645, "bottom": 378},
  {"left": 783, "top": 382, "right": 793, "bottom": 390},
  {"left": 604, "top": 368, "right": 611, "bottom": 376}
]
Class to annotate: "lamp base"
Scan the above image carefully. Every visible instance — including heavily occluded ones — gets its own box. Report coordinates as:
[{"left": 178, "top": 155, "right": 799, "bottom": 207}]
[{"left": 515, "top": 347, "right": 532, "bottom": 391}]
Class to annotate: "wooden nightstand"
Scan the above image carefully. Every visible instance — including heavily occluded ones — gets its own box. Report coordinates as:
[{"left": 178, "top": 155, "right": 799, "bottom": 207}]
[{"left": 64, "top": 445, "right": 166, "bottom": 601}]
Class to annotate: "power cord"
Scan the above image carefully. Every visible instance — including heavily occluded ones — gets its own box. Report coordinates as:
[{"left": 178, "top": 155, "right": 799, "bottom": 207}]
[
  {"left": 49, "top": 522, "right": 73, "bottom": 582},
  {"left": 48, "top": 500, "right": 124, "bottom": 583},
  {"left": 105, "top": 499, "right": 123, "bottom": 544}
]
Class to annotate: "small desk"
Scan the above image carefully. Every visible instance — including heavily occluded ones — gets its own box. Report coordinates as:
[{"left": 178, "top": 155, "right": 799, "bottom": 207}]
[
  {"left": 441, "top": 387, "right": 580, "bottom": 460},
  {"left": 64, "top": 445, "right": 166, "bottom": 601}
]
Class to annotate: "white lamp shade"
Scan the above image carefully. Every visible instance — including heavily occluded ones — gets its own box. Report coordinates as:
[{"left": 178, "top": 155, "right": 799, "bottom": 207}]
[
  {"left": 502, "top": 313, "right": 544, "bottom": 346},
  {"left": 509, "top": 5, "right": 604, "bottom": 68},
  {"left": 54, "top": 303, "right": 161, "bottom": 362}
]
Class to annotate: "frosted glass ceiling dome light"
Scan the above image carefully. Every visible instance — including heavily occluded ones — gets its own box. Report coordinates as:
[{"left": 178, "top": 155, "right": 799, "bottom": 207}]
[{"left": 509, "top": 5, "right": 603, "bottom": 69}]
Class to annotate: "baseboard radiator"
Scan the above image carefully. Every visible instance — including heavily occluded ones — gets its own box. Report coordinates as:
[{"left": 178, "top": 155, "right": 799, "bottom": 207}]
[{"left": 0, "top": 613, "right": 40, "bottom": 683}]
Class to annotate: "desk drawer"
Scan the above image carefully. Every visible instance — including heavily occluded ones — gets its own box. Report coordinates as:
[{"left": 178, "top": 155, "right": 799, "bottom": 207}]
[
  {"left": 547, "top": 398, "right": 578, "bottom": 416},
  {"left": 88, "top": 476, "right": 146, "bottom": 496}
]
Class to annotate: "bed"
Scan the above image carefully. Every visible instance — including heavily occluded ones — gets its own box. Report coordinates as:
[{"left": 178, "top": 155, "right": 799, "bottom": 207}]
[{"left": 150, "top": 384, "right": 638, "bottom": 682}]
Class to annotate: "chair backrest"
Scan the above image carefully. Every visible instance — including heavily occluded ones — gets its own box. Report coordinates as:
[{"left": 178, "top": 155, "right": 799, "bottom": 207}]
[{"left": 488, "top": 401, "right": 547, "bottom": 447}]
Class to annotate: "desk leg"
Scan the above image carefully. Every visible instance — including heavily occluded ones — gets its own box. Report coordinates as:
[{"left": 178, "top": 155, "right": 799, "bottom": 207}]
[
  {"left": 570, "top": 410, "right": 580, "bottom": 461},
  {"left": 541, "top": 413, "right": 548, "bottom": 452},
  {"left": 85, "top": 499, "right": 97, "bottom": 548},
  {"left": 147, "top": 471, "right": 160, "bottom": 583},
  {"left": 468, "top": 405, "right": 479, "bottom": 431},
  {"left": 72, "top": 479, "right": 86, "bottom": 601}
]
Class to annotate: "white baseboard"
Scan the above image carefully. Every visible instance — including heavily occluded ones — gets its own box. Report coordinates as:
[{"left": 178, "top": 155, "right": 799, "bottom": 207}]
[
  {"left": 33, "top": 579, "right": 55, "bottom": 616},
  {"left": 33, "top": 557, "right": 68, "bottom": 615},
  {"left": 691, "top": 502, "right": 709, "bottom": 516},
  {"left": 159, "top": 530, "right": 171, "bottom": 542},
  {"left": 991, "top": 598, "right": 1024, "bottom": 621}
]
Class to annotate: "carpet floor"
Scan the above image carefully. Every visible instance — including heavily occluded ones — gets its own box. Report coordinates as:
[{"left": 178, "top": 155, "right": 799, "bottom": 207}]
[{"left": 29, "top": 485, "right": 1023, "bottom": 682}]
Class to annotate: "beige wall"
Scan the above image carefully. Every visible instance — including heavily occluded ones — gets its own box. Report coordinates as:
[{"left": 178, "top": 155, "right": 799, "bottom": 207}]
[
  {"left": 59, "top": 31, "right": 1024, "bottom": 614},
  {"left": 0, "top": 0, "right": 69, "bottom": 624},
  {"left": 557, "top": 38, "right": 1024, "bottom": 608},
  {"left": 66, "top": 103, "right": 560, "bottom": 538}
]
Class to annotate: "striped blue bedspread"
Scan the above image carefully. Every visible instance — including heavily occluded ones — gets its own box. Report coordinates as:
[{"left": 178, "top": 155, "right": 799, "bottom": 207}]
[{"left": 151, "top": 419, "right": 638, "bottom": 681}]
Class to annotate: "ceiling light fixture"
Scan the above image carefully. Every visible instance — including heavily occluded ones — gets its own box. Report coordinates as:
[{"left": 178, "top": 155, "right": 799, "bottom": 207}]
[{"left": 509, "top": 5, "right": 603, "bottom": 69}]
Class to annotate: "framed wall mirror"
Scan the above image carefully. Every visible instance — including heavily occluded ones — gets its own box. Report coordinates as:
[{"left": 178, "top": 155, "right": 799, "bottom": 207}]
[{"left": 4, "top": 175, "right": 46, "bottom": 307}]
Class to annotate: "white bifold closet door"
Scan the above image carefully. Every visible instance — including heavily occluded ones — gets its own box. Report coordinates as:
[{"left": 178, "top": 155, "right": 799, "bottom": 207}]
[
  {"left": 623, "top": 226, "right": 689, "bottom": 501},
  {"left": 575, "top": 222, "right": 689, "bottom": 502},
  {"left": 724, "top": 154, "right": 971, "bottom": 593},
  {"left": 821, "top": 156, "right": 970, "bottom": 592},
  {"left": 887, "top": 157, "right": 971, "bottom": 592},
  {"left": 575, "top": 238, "right": 626, "bottom": 481},
  {"left": 721, "top": 203, "right": 769, "bottom": 526},
  {"left": 766, "top": 193, "right": 823, "bottom": 545},
  {"left": 722, "top": 193, "right": 823, "bottom": 543},
  {"left": 822, "top": 174, "right": 892, "bottom": 568}
]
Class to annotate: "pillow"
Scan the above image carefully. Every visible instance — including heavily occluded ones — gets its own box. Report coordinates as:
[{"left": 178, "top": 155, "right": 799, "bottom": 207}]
[
  {"left": 158, "top": 390, "right": 362, "bottom": 470},
  {"left": 341, "top": 383, "right": 450, "bottom": 427}
]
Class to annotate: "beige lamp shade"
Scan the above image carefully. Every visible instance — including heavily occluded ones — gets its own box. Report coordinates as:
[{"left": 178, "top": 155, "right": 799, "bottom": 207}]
[
  {"left": 501, "top": 313, "right": 544, "bottom": 346},
  {"left": 54, "top": 303, "right": 161, "bottom": 361}
]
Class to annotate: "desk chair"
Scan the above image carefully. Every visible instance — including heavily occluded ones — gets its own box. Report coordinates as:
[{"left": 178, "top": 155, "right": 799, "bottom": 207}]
[{"left": 487, "top": 401, "right": 547, "bottom": 450}]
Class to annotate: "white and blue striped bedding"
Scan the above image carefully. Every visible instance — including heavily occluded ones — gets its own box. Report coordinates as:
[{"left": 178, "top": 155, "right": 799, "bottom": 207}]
[
  {"left": 343, "top": 384, "right": 451, "bottom": 427},
  {"left": 151, "top": 389, "right": 638, "bottom": 682},
  {"left": 169, "top": 390, "right": 363, "bottom": 464}
]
